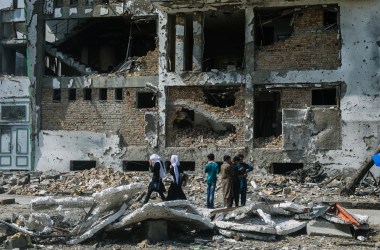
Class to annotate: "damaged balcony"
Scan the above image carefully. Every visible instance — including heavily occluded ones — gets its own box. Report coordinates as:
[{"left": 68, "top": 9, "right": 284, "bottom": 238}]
[
  {"left": 254, "top": 5, "right": 341, "bottom": 70},
  {"left": 166, "top": 86, "right": 245, "bottom": 148},
  {"left": 44, "top": 16, "right": 157, "bottom": 77}
]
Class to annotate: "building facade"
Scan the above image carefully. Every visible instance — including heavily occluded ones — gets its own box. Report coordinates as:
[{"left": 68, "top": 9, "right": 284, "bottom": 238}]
[{"left": 1, "top": 0, "right": 380, "bottom": 175}]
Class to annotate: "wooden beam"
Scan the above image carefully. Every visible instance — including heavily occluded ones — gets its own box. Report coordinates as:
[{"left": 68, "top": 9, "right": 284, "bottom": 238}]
[{"left": 340, "top": 145, "right": 380, "bottom": 196}]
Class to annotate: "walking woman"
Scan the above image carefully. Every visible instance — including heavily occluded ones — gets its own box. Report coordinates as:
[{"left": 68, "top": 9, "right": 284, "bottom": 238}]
[
  {"left": 143, "top": 154, "right": 166, "bottom": 204},
  {"left": 167, "top": 155, "right": 187, "bottom": 201}
]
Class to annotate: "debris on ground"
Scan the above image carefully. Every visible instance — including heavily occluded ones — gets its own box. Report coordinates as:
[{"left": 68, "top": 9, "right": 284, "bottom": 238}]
[{"left": 0, "top": 165, "right": 379, "bottom": 248}]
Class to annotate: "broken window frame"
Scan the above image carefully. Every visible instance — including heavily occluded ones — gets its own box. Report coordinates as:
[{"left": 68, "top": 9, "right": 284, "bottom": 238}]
[
  {"left": 254, "top": 7, "right": 296, "bottom": 47},
  {"left": 53, "top": 89, "right": 61, "bottom": 102},
  {"left": 323, "top": 5, "right": 339, "bottom": 30},
  {"left": 166, "top": 14, "right": 176, "bottom": 72},
  {"left": 271, "top": 163, "right": 304, "bottom": 175},
  {"left": 253, "top": 88, "right": 282, "bottom": 140},
  {"left": 173, "top": 108, "right": 194, "bottom": 129},
  {"left": 99, "top": 88, "right": 107, "bottom": 102},
  {"left": 83, "top": 88, "right": 92, "bottom": 101},
  {"left": 136, "top": 92, "right": 157, "bottom": 109},
  {"left": 68, "top": 89, "right": 76, "bottom": 101},
  {"left": 123, "top": 161, "right": 149, "bottom": 171},
  {"left": 70, "top": 160, "right": 96, "bottom": 171},
  {"left": 115, "top": 88, "right": 123, "bottom": 102},
  {"left": 311, "top": 87, "right": 339, "bottom": 107},
  {"left": 203, "top": 11, "right": 245, "bottom": 72},
  {"left": 203, "top": 86, "right": 240, "bottom": 108}
]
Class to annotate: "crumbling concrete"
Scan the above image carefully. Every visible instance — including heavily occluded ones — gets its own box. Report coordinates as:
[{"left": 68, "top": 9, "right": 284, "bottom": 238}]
[
  {"left": 110, "top": 200, "right": 214, "bottom": 231},
  {"left": 307, "top": 220, "right": 353, "bottom": 238}
]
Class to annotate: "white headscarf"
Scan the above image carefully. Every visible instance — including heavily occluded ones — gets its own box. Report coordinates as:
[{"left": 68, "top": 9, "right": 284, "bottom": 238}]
[
  {"left": 150, "top": 154, "right": 166, "bottom": 179},
  {"left": 170, "top": 155, "right": 180, "bottom": 184}
]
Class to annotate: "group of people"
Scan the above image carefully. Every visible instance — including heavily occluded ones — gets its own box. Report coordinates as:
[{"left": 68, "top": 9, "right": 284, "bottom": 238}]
[
  {"left": 204, "top": 153, "right": 253, "bottom": 209},
  {"left": 143, "top": 152, "right": 254, "bottom": 209},
  {"left": 143, "top": 154, "right": 187, "bottom": 204}
]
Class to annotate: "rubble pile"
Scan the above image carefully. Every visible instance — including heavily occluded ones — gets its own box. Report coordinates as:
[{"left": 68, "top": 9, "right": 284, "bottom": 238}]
[
  {"left": 0, "top": 166, "right": 379, "bottom": 248},
  {"left": 254, "top": 135, "right": 283, "bottom": 148},
  {"left": 174, "top": 126, "right": 238, "bottom": 148}
]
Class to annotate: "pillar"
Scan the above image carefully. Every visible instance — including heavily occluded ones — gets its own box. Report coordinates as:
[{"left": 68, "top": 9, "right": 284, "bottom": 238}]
[
  {"left": 175, "top": 13, "right": 185, "bottom": 73},
  {"left": 192, "top": 12, "right": 203, "bottom": 72}
]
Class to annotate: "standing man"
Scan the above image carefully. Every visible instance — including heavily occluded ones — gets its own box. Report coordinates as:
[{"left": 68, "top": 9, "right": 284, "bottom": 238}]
[
  {"left": 232, "top": 156, "right": 241, "bottom": 207},
  {"left": 204, "top": 153, "right": 220, "bottom": 209},
  {"left": 221, "top": 155, "right": 234, "bottom": 208},
  {"left": 237, "top": 153, "right": 254, "bottom": 206}
]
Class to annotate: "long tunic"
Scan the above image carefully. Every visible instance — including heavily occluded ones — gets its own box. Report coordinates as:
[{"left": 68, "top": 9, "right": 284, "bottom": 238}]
[{"left": 221, "top": 162, "right": 234, "bottom": 199}]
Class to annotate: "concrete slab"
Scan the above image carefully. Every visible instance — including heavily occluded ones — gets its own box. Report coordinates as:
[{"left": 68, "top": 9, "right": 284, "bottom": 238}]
[
  {"left": 109, "top": 200, "right": 213, "bottom": 232},
  {"left": 348, "top": 209, "right": 380, "bottom": 226},
  {"left": 0, "top": 195, "right": 33, "bottom": 205},
  {"left": 307, "top": 220, "right": 352, "bottom": 238}
]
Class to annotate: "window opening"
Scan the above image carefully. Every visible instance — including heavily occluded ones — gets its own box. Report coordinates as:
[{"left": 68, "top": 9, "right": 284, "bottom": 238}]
[
  {"left": 203, "top": 86, "right": 239, "bottom": 108},
  {"left": 53, "top": 89, "right": 61, "bottom": 102},
  {"left": 115, "top": 88, "right": 123, "bottom": 101},
  {"left": 271, "top": 163, "right": 303, "bottom": 175},
  {"left": 165, "top": 161, "right": 195, "bottom": 171},
  {"left": 137, "top": 92, "right": 156, "bottom": 109},
  {"left": 123, "top": 161, "right": 149, "bottom": 171},
  {"left": 1, "top": 106, "right": 27, "bottom": 121},
  {"left": 83, "top": 88, "right": 92, "bottom": 101},
  {"left": 68, "top": 89, "right": 76, "bottom": 101},
  {"left": 99, "top": 88, "right": 107, "bottom": 101},
  {"left": 55, "top": 0, "right": 64, "bottom": 6},
  {"left": 173, "top": 108, "right": 194, "bottom": 129},
  {"left": 70, "top": 160, "right": 96, "bottom": 171},
  {"left": 255, "top": 8, "right": 295, "bottom": 46},
  {"left": 184, "top": 14, "right": 194, "bottom": 71},
  {"left": 254, "top": 90, "right": 281, "bottom": 138},
  {"left": 167, "top": 15, "right": 176, "bottom": 72},
  {"left": 44, "top": 17, "right": 156, "bottom": 76},
  {"left": 323, "top": 6, "right": 338, "bottom": 29},
  {"left": 203, "top": 11, "right": 245, "bottom": 71},
  {"left": 312, "top": 88, "right": 337, "bottom": 106}
]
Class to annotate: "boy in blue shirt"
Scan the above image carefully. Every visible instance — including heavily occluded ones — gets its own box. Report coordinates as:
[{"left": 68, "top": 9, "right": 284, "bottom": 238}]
[{"left": 204, "top": 153, "right": 220, "bottom": 209}]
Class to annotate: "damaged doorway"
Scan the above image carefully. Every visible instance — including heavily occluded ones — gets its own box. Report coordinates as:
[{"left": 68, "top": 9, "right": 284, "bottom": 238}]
[{"left": 254, "top": 90, "right": 281, "bottom": 146}]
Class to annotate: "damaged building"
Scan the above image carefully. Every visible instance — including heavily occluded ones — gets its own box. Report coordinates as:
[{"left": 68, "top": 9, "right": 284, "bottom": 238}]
[{"left": 1, "top": 0, "right": 380, "bottom": 176}]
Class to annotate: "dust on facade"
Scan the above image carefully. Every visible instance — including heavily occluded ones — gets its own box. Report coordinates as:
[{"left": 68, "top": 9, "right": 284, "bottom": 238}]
[{"left": 0, "top": 0, "right": 379, "bottom": 176}]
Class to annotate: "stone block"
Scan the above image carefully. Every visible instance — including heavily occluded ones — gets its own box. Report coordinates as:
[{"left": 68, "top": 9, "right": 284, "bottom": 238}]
[
  {"left": 145, "top": 220, "right": 168, "bottom": 242},
  {"left": 307, "top": 220, "right": 353, "bottom": 238},
  {"left": 0, "top": 198, "right": 15, "bottom": 205},
  {"left": 0, "top": 224, "right": 9, "bottom": 237},
  {"left": 3, "top": 233, "right": 32, "bottom": 249}
]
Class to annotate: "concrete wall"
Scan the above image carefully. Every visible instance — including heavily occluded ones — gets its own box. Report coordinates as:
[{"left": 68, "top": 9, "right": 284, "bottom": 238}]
[
  {"left": 0, "top": 77, "right": 30, "bottom": 99},
  {"left": 255, "top": 6, "right": 341, "bottom": 70}
]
